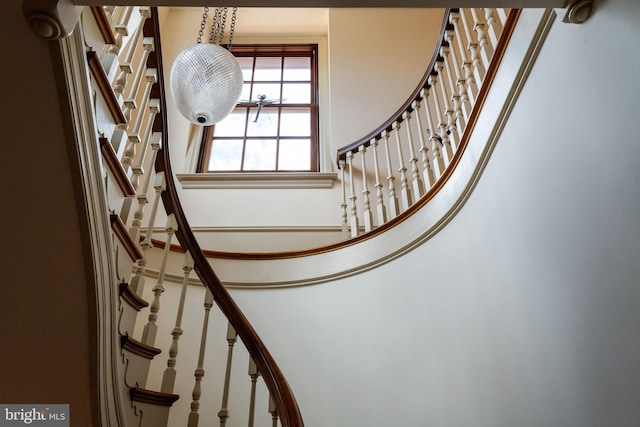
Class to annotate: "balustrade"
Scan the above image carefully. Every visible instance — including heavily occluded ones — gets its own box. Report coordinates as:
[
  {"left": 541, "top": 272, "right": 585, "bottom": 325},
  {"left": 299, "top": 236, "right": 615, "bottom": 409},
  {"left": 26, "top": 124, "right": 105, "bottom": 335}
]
[
  {"left": 82, "top": 6, "right": 304, "bottom": 427},
  {"left": 336, "top": 8, "right": 514, "bottom": 238}
]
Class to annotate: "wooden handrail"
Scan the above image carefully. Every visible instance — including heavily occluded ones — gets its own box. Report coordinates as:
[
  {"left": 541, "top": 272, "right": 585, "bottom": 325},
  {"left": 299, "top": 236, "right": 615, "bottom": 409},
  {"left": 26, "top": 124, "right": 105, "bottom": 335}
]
[
  {"left": 336, "top": 8, "right": 453, "bottom": 163},
  {"left": 146, "top": 8, "right": 305, "bottom": 427}
]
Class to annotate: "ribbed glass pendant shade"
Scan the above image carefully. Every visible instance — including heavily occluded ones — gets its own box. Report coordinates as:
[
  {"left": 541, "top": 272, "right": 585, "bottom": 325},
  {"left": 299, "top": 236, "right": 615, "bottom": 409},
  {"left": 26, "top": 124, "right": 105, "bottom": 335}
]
[{"left": 170, "top": 43, "right": 243, "bottom": 126}]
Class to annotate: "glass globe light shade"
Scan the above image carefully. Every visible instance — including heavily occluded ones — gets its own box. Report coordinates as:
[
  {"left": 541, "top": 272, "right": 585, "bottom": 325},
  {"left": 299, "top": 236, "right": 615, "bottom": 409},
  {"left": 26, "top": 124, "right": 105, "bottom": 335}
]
[{"left": 170, "top": 43, "right": 243, "bottom": 126}]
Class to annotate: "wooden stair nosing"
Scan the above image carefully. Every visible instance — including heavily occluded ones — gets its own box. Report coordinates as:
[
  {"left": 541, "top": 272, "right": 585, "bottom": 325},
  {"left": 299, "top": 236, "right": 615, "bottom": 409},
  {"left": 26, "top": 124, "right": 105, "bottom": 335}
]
[
  {"left": 119, "top": 282, "right": 149, "bottom": 311},
  {"left": 121, "top": 334, "right": 161, "bottom": 359},
  {"left": 110, "top": 214, "right": 143, "bottom": 262},
  {"left": 130, "top": 387, "right": 179, "bottom": 406}
]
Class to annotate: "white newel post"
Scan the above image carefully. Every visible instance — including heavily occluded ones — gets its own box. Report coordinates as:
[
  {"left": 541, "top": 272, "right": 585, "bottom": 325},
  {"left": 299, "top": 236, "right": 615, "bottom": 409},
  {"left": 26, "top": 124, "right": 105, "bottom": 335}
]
[
  {"left": 381, "top": 130, "right": 400, "bottom": 218},
  {"left": 218, "top": 323, "right": 238, "bottom": 427},
  {"left": 187, "top": 288, "right": 214, "bottom": 427},
  {"left": 141, "top": 213, "right": 178, "bottom": 347},
  {"left": 370, "top": 138, "right": 387, "bottom": 225},
  {"left": 402, "top": 111, "right": 425, "bottom": 199},
  {"left": 161, "top": 252, "right": 194, "bottom": 393},
  {"left": 412, "top": 99, "right": 436, "bottom": 189},
  {"left": 247, "top": 359, "right": 259, "bottom": 427},
  {"left": 358, "top": 145, "right": 373, "bottom": 233},
  {"left": 346, "top": 151, "right": 359, "bottom": 237}
]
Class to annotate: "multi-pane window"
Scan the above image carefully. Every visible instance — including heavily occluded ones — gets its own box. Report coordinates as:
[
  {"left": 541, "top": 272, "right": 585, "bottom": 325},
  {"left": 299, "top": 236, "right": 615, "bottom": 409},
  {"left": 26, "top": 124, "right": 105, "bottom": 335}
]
[{"left": 198, "top": 44, "right": 318, "bottom": 172}]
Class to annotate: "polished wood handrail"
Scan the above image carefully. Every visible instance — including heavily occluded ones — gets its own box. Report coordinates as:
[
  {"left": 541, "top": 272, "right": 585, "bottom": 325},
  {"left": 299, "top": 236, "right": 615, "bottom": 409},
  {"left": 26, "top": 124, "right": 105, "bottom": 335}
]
[
  {"left": 146, "top": 8, "right": 304, "bottom": 426},
  {"left": 336, "top": 8, "right": 452, "bottom": 162}
]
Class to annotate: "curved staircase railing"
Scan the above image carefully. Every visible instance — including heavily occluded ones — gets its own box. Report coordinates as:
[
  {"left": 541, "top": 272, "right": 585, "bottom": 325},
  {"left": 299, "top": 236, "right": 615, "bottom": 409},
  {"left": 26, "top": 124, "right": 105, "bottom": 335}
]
[
  {"left": 337, "top": 7, "right": 518, "bottom": 238},
  {"left": 81, "top": 6, "right": 303, "bottom": 426}
]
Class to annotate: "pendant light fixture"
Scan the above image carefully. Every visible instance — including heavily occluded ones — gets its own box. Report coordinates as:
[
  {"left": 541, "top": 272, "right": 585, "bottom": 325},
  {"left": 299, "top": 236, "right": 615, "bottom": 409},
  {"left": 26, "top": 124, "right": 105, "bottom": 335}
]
[{"left": 170, "top": 7, "right": 242, "bottom": 126}]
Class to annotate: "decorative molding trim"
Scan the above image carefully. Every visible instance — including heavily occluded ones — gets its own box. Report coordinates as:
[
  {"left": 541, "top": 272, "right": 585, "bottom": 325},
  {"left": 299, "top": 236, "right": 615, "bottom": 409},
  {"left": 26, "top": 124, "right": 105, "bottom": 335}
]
[
  {"left": 119, "top": 282, "right": 149, "bottom": 311},
  {"left": 23, "top": 0, "right": 83, "bottom": 40},
  {"left": 86, "top": 51, "right": 126, "bottom": 125},
  {"left": 130, "top": 387, "right": 179, "bottom": 407},
  {"left": 110, "top": 214, "right": 143, "bottom": 261},
  {"left": 563, "top": 0, "right": 594, "bottom": 24},
  {"left": 121, "top": 335, "right": 161, "bottom": 359},
  {"left": 177, "top": 172, "right": 338, "bottom": 189},
  {"left": 100, "top": 138, "right": 135, "bottom": 196},
  {"left": 89, "top": 6, "right": 116, "bottom": 44}
]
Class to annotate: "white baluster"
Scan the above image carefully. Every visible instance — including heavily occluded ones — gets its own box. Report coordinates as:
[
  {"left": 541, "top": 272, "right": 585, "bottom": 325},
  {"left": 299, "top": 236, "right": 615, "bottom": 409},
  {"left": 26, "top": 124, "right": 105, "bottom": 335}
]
[
  {"left": 495, "top": 8, "right": 509, "bottom": 26},
  {"left": 428, "top": 74, "right": 453, "bottom": 165},
  {"left": 247, "top": 359, "right": 259, "bottom": 427},
  {"left": 434, "top": 58, "right": 460, "bottom": 152},
  {"left": 130, "top": 98, "right": 159, "bottom": 192},
  {"left": 268, "top": 396, "right": 278, "bottom": 427},
  {"left": 122, "top": 69, "right": 157, "bottom": 173},
  {"left": 113, "top": 7, "right": 150, "bottom": 97},
  {"left": 421, "top": 88, "right": 445, "bottom": 178},
  {"left": 129, "top": 171, "right": 165, "bottom": 296},
  {"left": 346, "top": 151, "right": 359, "bottom": 238},
  {"left": 381, "top": 130, "right": 400, "bottom": 218},
  {"left": 459, "top": 9, "right": 486, "bottom": 87},
  {"left": 129, "top": 129, "right": 161, "bottom": 243},
  {"left": 358, "top": 145, "right": 373, "bottom": 233},
  {"left": 412, "top": 99, "right": 436, "bottom": 189},
  {"left": 108, "top": 6, "right": 133, "bottom": 57},
  {"left": 218, "top": 323, "right": 237, "bottom": 427},
  {"left": 161, "top": 252, "right": 194, "bottom": 393},
  {"left": 450, "top": 10, "right": 479, "bottom": 104},
  {"left": 141, "top": 213, "right": 178, "bottom": 347},
  {"left": 444, "top": 27, "right": 472, "bottom": 121},
  {"left": 484, "top": 8, "right": 503, "bottom": 50},
  {"left": 470, "top": 8, "right": 493, "bottom": 69},
  {"left": 370, "top": 138, "right": 387, "bottom": 225},
  {"left": 187, "top": 288, "right": 214, "bottom": 427},
  {"left": 441, "top": 45, "right": 466, "bottom": 135},
  {"left": 392, "top": 121, "right": 412, "bottom": 211},
  {"left": 127, "top": 37, "right": 154, "bottom": 101},
  {"left": 402, "top": 111, "right": 425, "bottom": 199},
  {"left": 338, "top": 160, "right": 349, "bottom": 239}
]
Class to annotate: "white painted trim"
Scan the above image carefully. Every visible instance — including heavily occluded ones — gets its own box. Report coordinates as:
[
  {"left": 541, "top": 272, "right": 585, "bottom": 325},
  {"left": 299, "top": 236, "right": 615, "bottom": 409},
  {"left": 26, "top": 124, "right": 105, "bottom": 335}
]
[
  {"left": 177, "top": 172, "right": 338, "bottom": 189},
  {"left": 58, "top": 26, "right": 126, "bottom": 427}
]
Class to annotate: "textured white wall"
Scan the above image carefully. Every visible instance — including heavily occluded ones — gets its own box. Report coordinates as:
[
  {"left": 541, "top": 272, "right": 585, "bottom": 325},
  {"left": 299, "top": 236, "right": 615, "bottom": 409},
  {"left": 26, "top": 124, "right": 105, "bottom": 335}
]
[{"left": 227, "top": 2, "right": 640, "bottom": 426}]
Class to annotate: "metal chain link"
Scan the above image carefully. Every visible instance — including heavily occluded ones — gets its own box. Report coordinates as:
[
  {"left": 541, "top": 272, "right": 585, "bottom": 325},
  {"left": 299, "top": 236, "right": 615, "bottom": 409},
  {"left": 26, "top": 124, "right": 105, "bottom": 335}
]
[
  {"left": 227, "top": 7, "right": 238, "bottom": 50},
  {"left": 197, "top": 6, "right": 209, "bottom": 43},
  {"left": 209, "top": 7, "right": 220, "bottom": 44},
  {"left": 218, "top": 7, "right": 228, "bottom": 45}
]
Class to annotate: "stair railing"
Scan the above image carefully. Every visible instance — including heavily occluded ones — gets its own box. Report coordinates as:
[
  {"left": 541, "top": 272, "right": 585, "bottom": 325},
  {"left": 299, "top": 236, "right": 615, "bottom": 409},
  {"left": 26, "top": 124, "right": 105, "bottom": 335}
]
[
  {"left": 337, "top": 8, "right": 518, "bottom": 238},
  {"left": 82, "top": 6, "right": 303, "bottom": 427}
]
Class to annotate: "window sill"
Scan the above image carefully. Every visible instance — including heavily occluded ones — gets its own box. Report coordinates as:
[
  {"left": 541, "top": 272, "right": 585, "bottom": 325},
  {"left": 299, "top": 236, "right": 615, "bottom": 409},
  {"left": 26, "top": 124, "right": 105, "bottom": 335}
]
[{"left": 176, "top": 172, "right": 338, "bottom": 189}]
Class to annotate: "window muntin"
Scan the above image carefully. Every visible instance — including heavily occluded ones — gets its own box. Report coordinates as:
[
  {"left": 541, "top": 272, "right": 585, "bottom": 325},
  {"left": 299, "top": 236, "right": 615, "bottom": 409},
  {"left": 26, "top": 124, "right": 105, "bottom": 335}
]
[{"left": 199, "top": 44, "right": 318, "bottom": 173}]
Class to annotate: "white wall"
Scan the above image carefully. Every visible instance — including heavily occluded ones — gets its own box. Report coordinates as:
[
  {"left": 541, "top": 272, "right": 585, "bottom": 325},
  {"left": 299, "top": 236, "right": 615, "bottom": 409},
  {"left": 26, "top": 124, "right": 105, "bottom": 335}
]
[
  {"left": 161, "top": 8, "right": 443, "bottom": 251},
  {"left": 227, "top": 2, "right": 640, "bottom": 426}
]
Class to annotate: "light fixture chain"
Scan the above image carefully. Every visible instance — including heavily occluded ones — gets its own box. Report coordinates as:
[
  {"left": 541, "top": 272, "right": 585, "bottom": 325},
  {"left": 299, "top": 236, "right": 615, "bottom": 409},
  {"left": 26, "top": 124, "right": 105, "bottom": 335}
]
[
  {"left": 209, "top": 7, "right": 220, "bottom": 44},
  {"left": 197, "top": 6, "right": 209, "bottom": 44},
  {"left": 218, "top": 7, "right": 228, "bottom": 45},
  {"left": 227, "top": 7, "right": 238, "bottom": 50}
]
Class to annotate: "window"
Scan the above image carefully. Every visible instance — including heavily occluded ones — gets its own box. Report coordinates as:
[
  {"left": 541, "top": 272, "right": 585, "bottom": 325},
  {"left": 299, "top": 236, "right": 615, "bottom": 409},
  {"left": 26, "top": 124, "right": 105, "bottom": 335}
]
[{"left": 198, "top": 44, "right": 319, "bottom": 172}]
